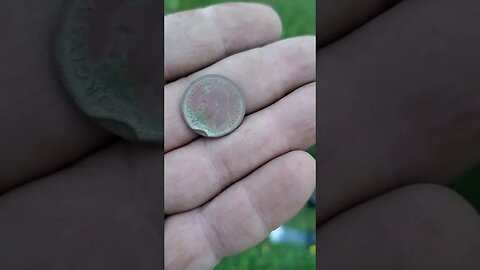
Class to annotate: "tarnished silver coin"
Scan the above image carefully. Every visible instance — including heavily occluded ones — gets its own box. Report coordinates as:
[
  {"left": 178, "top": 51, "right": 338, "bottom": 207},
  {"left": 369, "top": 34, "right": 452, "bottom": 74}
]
[{"left": 181, "top": 75, "right": 246, "bottom": 138}]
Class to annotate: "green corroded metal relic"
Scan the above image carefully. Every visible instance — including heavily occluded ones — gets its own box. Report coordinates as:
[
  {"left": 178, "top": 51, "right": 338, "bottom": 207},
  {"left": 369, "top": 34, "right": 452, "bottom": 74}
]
[
  {"left": 181, "top": 75, "right": 245, "bottom": 138},
  {"left": 56, "top": 0, "right": 163, "bottom": 142}
]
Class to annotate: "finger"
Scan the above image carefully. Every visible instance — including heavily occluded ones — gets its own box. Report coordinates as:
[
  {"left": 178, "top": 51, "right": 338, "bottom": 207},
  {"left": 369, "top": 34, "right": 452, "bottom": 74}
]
[
  {"left": 0, "top": 0, "right": 112, "bottom": 193},
  {"left": 165, "top": 3, "right": 282, "bottom": 82},
  {"left": 165, "top": 82, "right": 315, "bottom": 214},
  {"left": 317, "top": 184, "right": 480, "bottom": 269},
  {"left": 165, "top": 36, "right": 315, "bottom": 152},
  {"left": 317, "top": 0, "right": 480, "bottom": 223},
  {"left": 165, "top": 151, "right": 315, "bottom": 270},
  {"left": 317, "top": 0, "right": 400, "bottom": 47}
]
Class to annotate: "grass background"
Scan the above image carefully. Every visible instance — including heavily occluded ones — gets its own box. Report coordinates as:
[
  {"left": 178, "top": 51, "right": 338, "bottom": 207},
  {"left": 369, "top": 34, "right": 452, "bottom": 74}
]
[
  {"left": 451, "top": 166, "right": 480, "bottom": 212},
  {"left": 165, "top": 0, "right": 480, "bottom": 269},
  {"left": 165, "top": 0, "right": 316, "bottom": 269}
]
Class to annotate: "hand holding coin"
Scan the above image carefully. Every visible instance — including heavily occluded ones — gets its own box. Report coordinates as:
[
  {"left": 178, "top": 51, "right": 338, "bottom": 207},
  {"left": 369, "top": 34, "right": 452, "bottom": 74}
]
[{"left": 164, "top": 3, "right": 316, "bottom": 269}]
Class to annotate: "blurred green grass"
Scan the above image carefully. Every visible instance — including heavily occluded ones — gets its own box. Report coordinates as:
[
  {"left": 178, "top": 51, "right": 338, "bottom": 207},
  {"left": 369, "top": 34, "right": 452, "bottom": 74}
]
[
  {"left": 215, "top": 206, "right": 316, "bottom": 270},
  {"left": 165, "top": 0, "right": 316, "bottom": 269},
  {"left": 451, "top": 166, "right": 480, "bottom": 212}
]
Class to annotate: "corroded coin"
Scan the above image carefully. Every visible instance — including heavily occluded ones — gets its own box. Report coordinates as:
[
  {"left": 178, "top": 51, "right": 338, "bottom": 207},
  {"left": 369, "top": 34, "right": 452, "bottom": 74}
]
[
  {"left": 56, "top": 0, "right": 163, "bottom": 142},
  {"left": 181, "top": 75, "right": 246, "bottom": 138}
]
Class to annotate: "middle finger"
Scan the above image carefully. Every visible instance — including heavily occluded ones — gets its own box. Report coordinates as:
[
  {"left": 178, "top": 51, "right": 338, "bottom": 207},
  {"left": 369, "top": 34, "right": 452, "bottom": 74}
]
[{"left": 164, "top": 36, "right": 315, "bottom": 152}]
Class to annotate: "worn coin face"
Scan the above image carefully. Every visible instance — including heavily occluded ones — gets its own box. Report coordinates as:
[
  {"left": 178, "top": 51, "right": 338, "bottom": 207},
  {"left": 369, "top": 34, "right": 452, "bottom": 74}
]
[
  {"left": 181, "top": 75, "right": 246, "bottom": 138},
  {"left": 56, "top": 0, "right": 163, "bottom": 142}
]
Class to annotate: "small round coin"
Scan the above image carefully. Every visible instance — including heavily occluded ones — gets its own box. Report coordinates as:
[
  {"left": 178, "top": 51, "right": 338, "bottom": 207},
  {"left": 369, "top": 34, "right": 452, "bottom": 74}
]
[{"left": 181, "top": 75, "right": 246, "bottom": 138}]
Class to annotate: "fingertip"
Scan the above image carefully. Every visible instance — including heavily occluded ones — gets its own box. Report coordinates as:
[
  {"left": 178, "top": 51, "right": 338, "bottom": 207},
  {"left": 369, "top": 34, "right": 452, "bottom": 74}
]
[
  {"left": 245, "top": 151, "right": 316, "bottom": 230},
  {"left": 259, "top": 3, "right": 283, "bottom": 40},
  {"left": 165, "top": 2, "right": 283, "bottom": 81},
  {"left": 216, "top": 2, "right": 283, "bottom": 37},
  {"left": 283, "top": 150, "right": 316, "bottom": 194},
  {"left": 210, "top": 2, "right": 283, "bottom": 54}
]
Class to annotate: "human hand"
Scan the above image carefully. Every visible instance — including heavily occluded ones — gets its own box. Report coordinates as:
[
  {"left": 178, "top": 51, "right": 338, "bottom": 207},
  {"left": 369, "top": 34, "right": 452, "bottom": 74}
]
[
  {"left": 317, "top": 0, "right": 480, "bottom": 269},
  {"left": 164, "top": 3, "right": 315, "bottom": 269}
]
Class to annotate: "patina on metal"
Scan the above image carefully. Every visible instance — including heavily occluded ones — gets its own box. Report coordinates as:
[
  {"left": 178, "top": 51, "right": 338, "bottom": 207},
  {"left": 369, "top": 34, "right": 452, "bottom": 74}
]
[
  {"left": 181, "top": 75, "right": 246, "bottom": 138},
  {"left": 56, "top": 0, "right": 163, "bottom": 142}
]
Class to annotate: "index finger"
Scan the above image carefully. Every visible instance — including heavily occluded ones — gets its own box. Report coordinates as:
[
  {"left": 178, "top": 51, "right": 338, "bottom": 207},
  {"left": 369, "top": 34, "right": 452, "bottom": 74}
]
[{"left": 164, "top": 3, "right": 282, "bottom": 81}]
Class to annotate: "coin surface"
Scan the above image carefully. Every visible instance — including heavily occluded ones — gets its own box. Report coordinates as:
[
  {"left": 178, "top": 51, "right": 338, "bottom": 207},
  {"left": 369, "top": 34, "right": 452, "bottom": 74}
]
[
  {"left": 56, "top": 0, "right": 163, "bottom": 142},
  {"left": 181, "top": 75, "right": 246, "bottom": 138}
]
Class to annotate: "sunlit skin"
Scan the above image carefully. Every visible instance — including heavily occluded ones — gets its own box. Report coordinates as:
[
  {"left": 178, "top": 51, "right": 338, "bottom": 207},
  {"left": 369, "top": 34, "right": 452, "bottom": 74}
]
[{"left": 164, "top": 4, "right": 316, "bottom": 269}]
